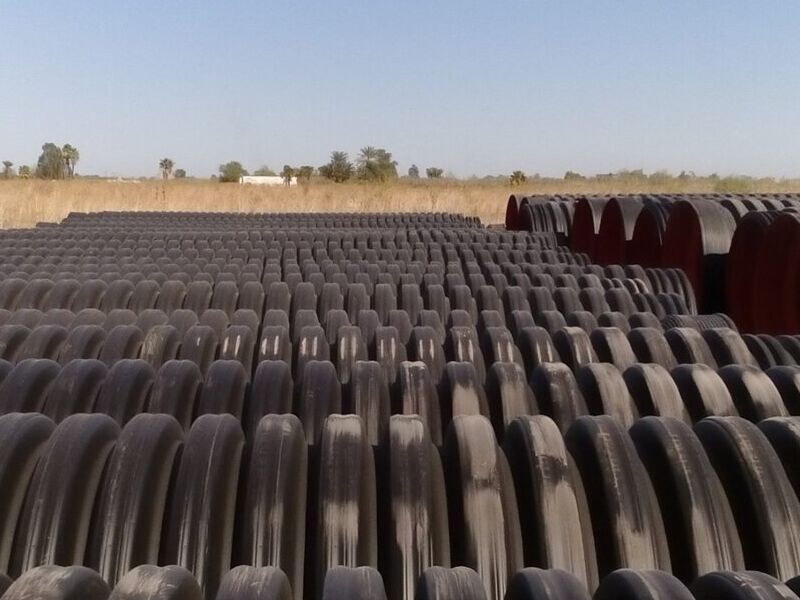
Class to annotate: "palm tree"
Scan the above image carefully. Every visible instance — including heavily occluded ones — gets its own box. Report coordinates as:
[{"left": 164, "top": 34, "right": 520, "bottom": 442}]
[
  {"left": 359, "top": 146, "right": 378, "bottom": 164},
  {"left": 62, "top": 144, "right": 80, "bottom": 177},
  {"left": 357, "top": 146, "right": 398, "bottom": 181},
  {"left": 2, "top": 161, "right": 12, "bottom": 179},
  {"left": 319, "top": 152, "right": 353, "bottom": 183},
  {"left": 159, "top": 158, "right": 175, "bottom": 180}
]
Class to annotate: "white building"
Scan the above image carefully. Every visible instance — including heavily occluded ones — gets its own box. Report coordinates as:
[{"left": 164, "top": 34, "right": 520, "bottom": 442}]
[{"left": 239, "top": 175, "right": 295, "bottom": 186}]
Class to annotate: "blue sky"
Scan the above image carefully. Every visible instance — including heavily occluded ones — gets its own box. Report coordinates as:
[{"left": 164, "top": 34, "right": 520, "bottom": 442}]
[{"left": 2, "top": 1, "right": 799, "bottom": 178}]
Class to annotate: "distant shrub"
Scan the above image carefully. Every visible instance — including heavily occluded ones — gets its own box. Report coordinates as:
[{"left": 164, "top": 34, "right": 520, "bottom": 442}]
[
  {"left": 509, "top": 170, "right": 527, "bottom": 186},
  {"left": 426, "top": 167, "right": 444, "bottom": 179},
  {"left": 219, "top": 161, "right": 248, "bottom": 183}
]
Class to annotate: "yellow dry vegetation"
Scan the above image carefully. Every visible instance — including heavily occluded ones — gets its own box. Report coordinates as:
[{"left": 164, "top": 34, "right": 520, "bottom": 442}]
[
  {"left": 0, "top": 179, "right": 507, "bottom": 228},
  {"left": 1, "top": 177, "right": 800, "bottom": 229}
]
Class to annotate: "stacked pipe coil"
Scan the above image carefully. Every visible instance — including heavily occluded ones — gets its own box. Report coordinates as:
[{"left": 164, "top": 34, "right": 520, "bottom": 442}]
[
  {"left": 0, "top": 208, "right": 798, "bottom": 599},
  {"left": 511, "top": 193, "right": 800, "bottom": 317}
]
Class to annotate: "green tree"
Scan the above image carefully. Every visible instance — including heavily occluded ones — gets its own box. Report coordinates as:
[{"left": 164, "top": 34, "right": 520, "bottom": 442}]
[
  {"left": 426, "top": 167, "right": 444, "bottom": 179},
  {"left": 36, "top": 143, "right": 66, "bottom": 179},
  {"left": 254, "top": 165, "right": 276, "bottom": 176},
  {"left": 2, "top": 161, "right": 12, "bottom": 179},
  {"left": 509, "top": 170, "right": 527, "bottom": 186},
  {"left": 159, "top": 158, "right": 174, "bottom": 180},
  {"left": 17, "top": 165, "right": 31, "bottom": 179},
  {"left": 296, "top": 165, "right": 314, "bottom": 183},
  {"left": 174, "top": 169, "right": 187, "bottom": 179},
  {"left": 319, "top": 151, "right": 353, "bottom": 183},
  {"left": 62, "top": 144, "right": 80, "bottom": 177},
  {"left": 564, "top": 170, "right": 584, "bottom": 181},
  {"left": 357, "top": 146, "right": 398, "bottom": 182},
  {"left": 281, "top": 165, "right": 295, "bottom": 186},
  {"left": 407, "top": 164, "right": 420, "bottom": 179},
  {"left": 219, "top": 161, "right": 248, "bottom": 183},
  {"left": 357, "top": 146, "right": 377, "bottom": 173},
  {"left": 374, "top": 148, "right": 398, "bottom": 180}
]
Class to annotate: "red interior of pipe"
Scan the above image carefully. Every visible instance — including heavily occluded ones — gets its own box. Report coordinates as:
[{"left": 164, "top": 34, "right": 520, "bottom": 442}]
[
  {"left": 662, "top": 202, "right": 704, "bottom": 309},
  {"left": 629, "top": 209, "right": 664, "bottom": 267},
  {"left": 595, "top": 200, "right": 625, "bottom": 266},
  {"left": 726, "top": 214, "right": 770, "bottom": 332},
  {"left": 520, "top": 204, "right": 533, "bottom": 232},
  {"left": 753, "top": 215, "right": 800, "bottom": 334},
  {"left": 505, "top": 195, "right": 520, "bottom": 230},
  {"left": 787, "top": 237, "right": 800, "bottom": 333},
  {"left": 570, "top": 198, "right": 604, "bottom": 260}
]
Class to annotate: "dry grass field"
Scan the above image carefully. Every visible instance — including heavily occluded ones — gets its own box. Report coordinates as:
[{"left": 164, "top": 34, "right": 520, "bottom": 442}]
[{"left": 2, "top": 177, "right": 800, "bottom": 229}]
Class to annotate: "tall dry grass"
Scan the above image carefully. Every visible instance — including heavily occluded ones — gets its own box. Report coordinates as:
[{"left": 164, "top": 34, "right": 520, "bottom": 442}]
[
  {"left": 0, "top": 180, "right": 509, "bottom": 228},
  {"left": 2, "top": 177, "right": 800, "bottom": 229}
]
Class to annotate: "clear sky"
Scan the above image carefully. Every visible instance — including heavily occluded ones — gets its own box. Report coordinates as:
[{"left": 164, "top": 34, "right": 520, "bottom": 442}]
[{"left": 2, "top": 1, "right": 799, "bottom": 178}]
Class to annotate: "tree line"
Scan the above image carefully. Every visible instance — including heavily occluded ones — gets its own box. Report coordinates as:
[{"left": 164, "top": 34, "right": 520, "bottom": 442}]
[
  {"left": 4, "top": 142, "right": 529, "bottom": 185},
  {"left": 206, "top": 149, "right": 526, "bottom": 185},
  {"left": 2, "top": 143, "right": 80, "bottom": 180},
  {"left": 207, "top": 147, "right": 448, "bottom": 184}
]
